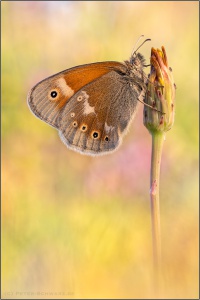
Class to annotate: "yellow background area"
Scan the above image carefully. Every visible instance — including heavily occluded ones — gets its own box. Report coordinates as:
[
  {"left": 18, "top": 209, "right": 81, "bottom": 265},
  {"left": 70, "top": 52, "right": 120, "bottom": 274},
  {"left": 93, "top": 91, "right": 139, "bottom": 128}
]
[{"left": 2, "top": 1, "right": 198, "bottom": 299}]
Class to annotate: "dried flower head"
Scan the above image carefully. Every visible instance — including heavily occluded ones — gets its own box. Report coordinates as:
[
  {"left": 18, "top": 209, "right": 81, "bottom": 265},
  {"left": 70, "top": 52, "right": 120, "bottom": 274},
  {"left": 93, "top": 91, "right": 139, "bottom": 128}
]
[{"left": 144, "top": 46, "right": 176, "bottom": 134}]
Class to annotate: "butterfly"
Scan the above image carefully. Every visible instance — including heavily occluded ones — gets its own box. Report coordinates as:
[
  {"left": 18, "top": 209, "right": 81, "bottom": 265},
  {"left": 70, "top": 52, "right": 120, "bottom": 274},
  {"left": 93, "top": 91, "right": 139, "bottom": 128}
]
[{"left": 27, "top": 37, "right": 150, "bottom": 156}]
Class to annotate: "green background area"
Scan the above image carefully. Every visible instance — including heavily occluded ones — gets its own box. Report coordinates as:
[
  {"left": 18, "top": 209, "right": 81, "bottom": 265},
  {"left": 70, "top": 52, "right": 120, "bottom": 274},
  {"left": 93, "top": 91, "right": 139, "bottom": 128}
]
[{"left": 2, "top": 1, "right": 198, "bottom": 299}]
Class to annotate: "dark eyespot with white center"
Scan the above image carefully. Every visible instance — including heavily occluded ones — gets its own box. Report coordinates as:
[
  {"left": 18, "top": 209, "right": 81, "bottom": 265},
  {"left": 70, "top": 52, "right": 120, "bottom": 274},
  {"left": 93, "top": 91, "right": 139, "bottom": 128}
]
[
  {"left": 48, "top": 89, "right": 60, "bottom": 101},
  {"left": 92, "top": 132, "right": 99, "bottom": 139},
  {"left": 50, "top": 91, "right": 57, "bottom": 98}
]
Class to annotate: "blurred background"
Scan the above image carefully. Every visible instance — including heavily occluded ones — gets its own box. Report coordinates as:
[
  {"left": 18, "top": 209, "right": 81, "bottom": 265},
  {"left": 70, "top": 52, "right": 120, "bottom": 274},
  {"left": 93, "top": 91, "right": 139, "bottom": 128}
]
[{"left": 2, "top": 1, "right": 198, "bottom": 299}]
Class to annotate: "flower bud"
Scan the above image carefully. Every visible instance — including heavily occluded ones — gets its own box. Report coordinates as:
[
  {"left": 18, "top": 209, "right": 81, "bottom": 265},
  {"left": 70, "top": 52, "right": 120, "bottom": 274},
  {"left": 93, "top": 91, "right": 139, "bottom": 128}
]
[{"left": 144, "top": 46, "right": 176, "bottom": 134}]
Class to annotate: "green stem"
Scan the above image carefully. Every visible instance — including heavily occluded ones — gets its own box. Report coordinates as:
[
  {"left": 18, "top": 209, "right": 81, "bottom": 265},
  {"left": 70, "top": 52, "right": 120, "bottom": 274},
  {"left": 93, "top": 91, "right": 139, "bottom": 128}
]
[{"left": 150, "top": 131, "right": 164, "bottom": 293}]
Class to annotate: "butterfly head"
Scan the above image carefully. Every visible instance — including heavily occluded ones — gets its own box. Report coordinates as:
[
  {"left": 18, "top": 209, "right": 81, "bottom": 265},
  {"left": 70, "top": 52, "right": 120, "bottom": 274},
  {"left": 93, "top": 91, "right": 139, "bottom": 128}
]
[
  {"left": 129, "top": 36, "right": 151, "bottom": 70},
  {"left": 129, "top": 51, "right": 146, "bottom": 69}
]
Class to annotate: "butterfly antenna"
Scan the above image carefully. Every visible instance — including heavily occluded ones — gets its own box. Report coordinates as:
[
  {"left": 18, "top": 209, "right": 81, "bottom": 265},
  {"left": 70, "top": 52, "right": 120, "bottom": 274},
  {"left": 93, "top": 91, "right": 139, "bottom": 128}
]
[
  {"left": 132, "top": 38, "right": 151, "bottom": 56},
  {"left": 131, "top": 35, "right": 144, "bottom": 56}
]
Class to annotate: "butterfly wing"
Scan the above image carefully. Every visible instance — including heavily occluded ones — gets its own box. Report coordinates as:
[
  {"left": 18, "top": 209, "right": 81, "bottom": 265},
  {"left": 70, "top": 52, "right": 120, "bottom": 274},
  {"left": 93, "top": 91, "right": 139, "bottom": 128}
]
[
  {"left": 27, "top": 62, "right": 125, "bottom": 129},
  {"left": 58, "top": 70, "right": 139, "bottom": 156}
]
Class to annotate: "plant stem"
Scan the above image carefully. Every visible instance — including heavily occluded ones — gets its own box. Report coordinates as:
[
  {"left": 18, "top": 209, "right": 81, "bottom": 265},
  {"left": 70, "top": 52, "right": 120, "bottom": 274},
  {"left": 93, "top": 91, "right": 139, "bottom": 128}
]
[{"left": 150, "top": 131, "right": 164, "bottom": 294}]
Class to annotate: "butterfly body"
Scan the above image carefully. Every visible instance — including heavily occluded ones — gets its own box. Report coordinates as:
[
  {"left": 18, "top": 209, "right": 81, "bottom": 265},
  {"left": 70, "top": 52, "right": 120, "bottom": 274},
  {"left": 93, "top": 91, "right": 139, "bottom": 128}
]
[{"left": 28, "top": 52, "right": 147, "bottom": 156}]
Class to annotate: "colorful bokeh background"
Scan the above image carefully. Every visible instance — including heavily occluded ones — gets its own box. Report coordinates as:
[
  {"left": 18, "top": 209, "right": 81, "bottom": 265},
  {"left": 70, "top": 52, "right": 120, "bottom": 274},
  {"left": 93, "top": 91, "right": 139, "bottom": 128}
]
[{"left": 2, "top": 1, "right": 199, "bottom": 299}]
